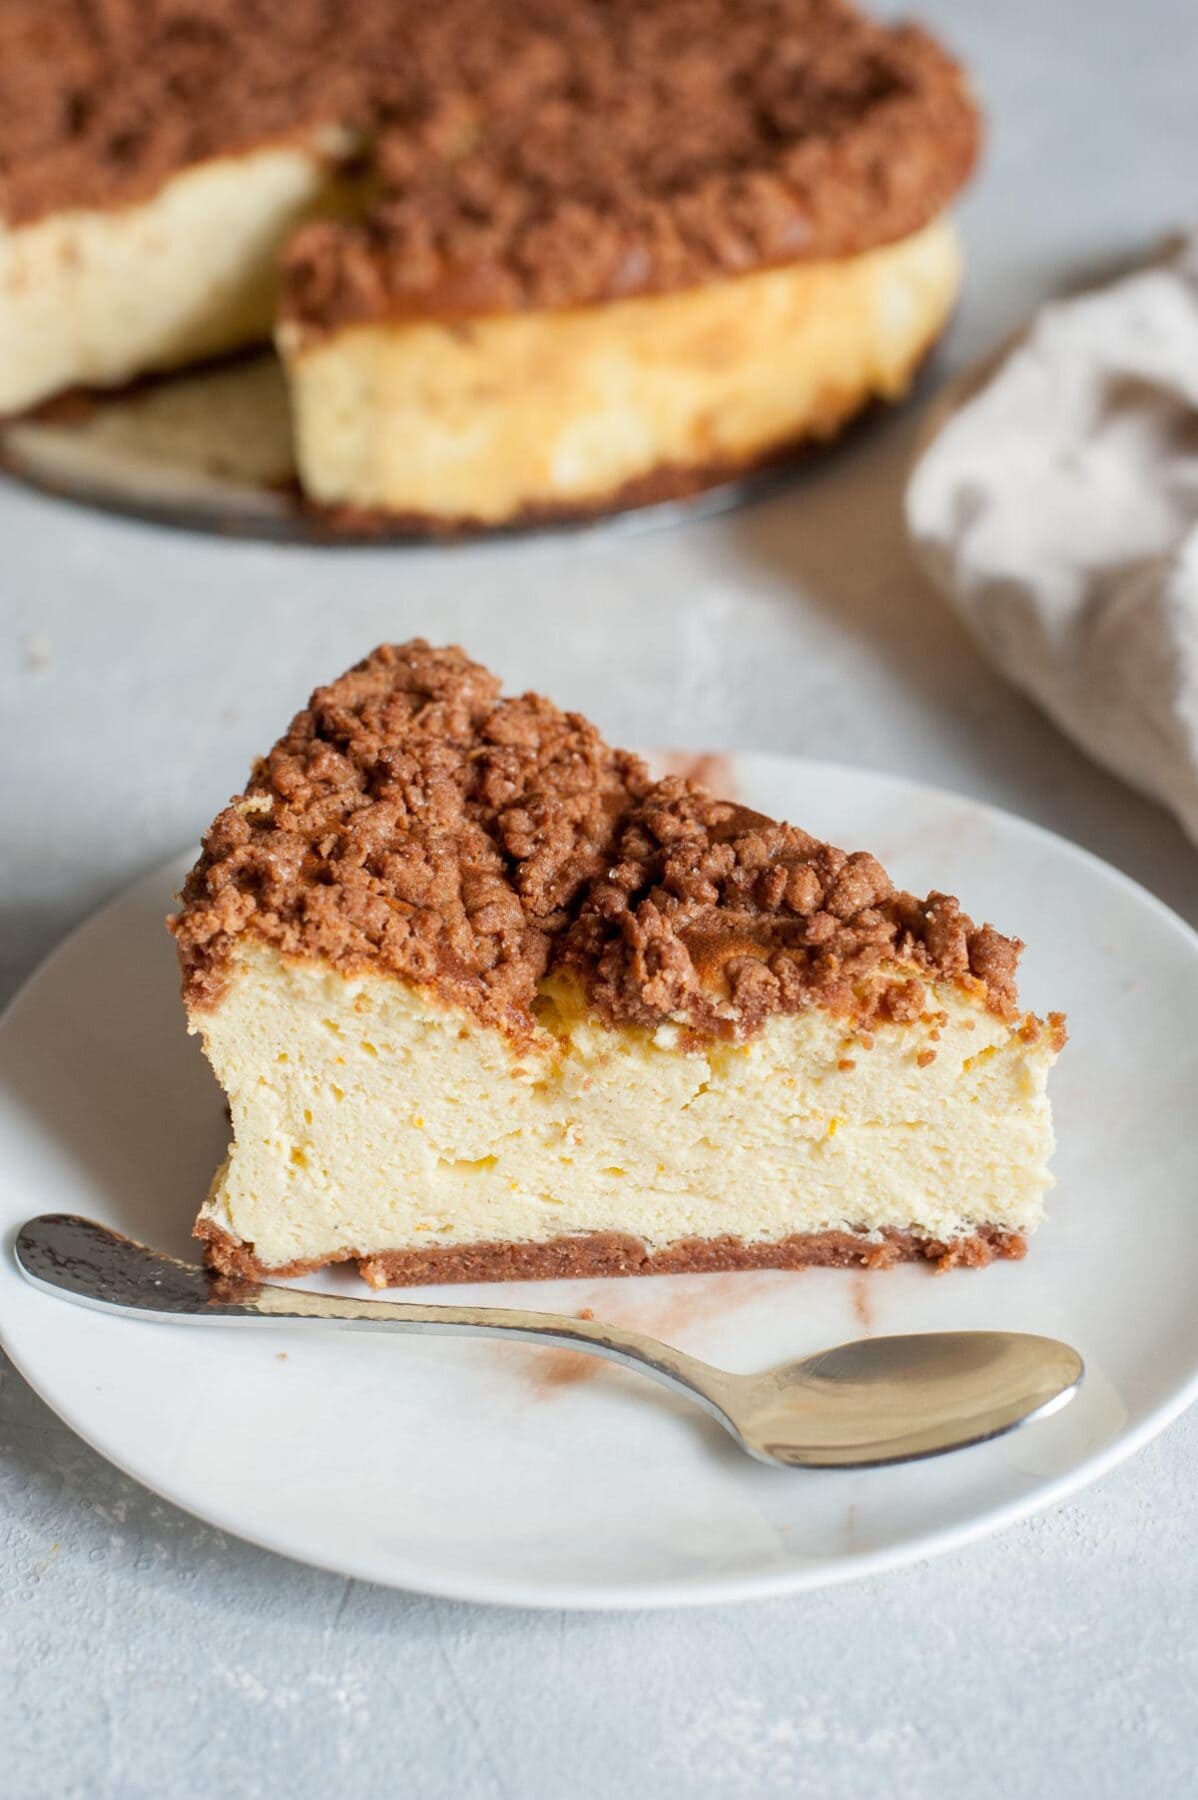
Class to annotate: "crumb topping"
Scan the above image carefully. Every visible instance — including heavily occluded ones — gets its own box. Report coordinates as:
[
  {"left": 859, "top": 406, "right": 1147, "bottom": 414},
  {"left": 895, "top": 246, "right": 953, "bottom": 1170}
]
[
  {"left": 282, "top": 0, "right": 980, "bottom": 327},
  {"left": 172, "top": 641, "right": 1032, "bottom": 1044},
  {"left": 1, "top": 2, "right": 979, "bottom": 322},
  {"left": 0, "top": 1, "right": 363, "bottom": 226},
  {"left": 558, "top": 781, "right": 1022, "bottom": 1039}
]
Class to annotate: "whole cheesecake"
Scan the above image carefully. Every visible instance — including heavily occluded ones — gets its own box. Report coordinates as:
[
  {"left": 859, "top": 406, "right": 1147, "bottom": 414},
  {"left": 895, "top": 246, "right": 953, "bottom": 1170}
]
[
  {"left": 170, "top": 642, "right": 1063, "bottom": 1286},
  {"left": 1, "top": 0, "right": 980, "bottom": 530}
]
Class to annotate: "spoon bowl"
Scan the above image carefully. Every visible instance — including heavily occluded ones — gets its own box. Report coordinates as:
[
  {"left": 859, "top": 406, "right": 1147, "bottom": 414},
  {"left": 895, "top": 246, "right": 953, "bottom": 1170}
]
[{"left": 726, "top": 1332, "right": 1083, "bottom": 1467}]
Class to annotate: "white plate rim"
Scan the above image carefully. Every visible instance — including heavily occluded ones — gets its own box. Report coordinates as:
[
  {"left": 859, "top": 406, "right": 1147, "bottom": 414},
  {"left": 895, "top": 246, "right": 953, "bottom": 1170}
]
[{"left": 2, "top": 755, "right": 1196, "bottom": 1611}]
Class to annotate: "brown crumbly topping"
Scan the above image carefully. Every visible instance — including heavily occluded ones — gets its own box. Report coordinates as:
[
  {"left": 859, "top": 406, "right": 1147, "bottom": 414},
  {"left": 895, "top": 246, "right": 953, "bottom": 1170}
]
[
  {"left": 0, "top": 2, "right": 979, "bottom": 321},
  {"left": 0, "top": 1, "right": 364, "bottom": 226},
  {"left": 558, "top": 783, "right": 1021, "bottom": 1040},
  {"left": 171, "top": 641, "right": 1032, "bottom": 1045},
  {"left": 282, "top": 0, "right": 980, "bottom": 327},
  {"left": 172, "top": 641, "right": 642, "bottom": 1034}
]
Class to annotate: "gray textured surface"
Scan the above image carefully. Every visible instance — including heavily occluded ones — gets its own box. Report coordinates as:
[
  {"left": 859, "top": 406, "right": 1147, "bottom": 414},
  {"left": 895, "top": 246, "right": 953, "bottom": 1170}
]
[{"left": 2, "top": 2, "right": 1197, "bottom": 1794}]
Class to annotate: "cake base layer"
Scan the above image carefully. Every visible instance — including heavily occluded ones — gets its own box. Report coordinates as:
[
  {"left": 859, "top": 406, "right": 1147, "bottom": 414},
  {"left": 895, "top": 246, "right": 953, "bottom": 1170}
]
[
  {"left": 283, "top": 216, "right": 961, "bottom": 526},
  {"left": 197, "top": 1216, "right": 1026, "bottom": 1288},
  {"left": 309, "top": 413, "right": 893, "bottom": 539}
]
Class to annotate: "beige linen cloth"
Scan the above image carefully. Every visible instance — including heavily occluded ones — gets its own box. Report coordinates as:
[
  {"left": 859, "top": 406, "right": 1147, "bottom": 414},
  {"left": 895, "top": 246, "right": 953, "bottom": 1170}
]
[{"left": 906, "top": 239, "right": 1198, "bottom": 846}]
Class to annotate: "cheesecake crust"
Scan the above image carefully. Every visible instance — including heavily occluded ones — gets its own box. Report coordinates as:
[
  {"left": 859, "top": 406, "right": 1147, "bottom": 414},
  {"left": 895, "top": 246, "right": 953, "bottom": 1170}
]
[
  {"left": 196, "top": 1216, "right": 1027, "bottom": 1286},
  {"left": 171, "top": 642, "right": 1051, "bottom": 1047},
  {"left": 4, "top": 2, "right": 979, "bottom": 321}
]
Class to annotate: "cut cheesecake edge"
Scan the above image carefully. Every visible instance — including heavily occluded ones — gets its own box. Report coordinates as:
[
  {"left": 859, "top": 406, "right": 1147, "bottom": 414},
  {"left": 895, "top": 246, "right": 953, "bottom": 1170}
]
[
  {"left": 189, "top": 944, "right": 1055, "bottom": 1286},
  {"left": 171, "top": 641, "right": 1065, "bottom": 1289},
  {"left": 0, "top": 127, "right": 361, "bottom": 418}
]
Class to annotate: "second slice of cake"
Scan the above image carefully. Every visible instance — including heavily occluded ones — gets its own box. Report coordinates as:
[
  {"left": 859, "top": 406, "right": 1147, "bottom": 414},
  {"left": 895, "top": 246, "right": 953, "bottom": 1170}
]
[{"left": 171, "top": 642, "right": 1063, "bottom": 1286}]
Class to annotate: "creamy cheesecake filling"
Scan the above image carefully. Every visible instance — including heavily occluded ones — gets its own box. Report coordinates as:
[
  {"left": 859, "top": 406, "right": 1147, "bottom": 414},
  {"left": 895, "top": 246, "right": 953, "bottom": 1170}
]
[
  {"left": 192, "top": 943, "right": 1056, "bottom": 1277},
  {"left": 0, "top": 129, "right": 357, "bottom": 417},
  {"left": 280, "top": 216, "right": 961, "bottom": 526}
]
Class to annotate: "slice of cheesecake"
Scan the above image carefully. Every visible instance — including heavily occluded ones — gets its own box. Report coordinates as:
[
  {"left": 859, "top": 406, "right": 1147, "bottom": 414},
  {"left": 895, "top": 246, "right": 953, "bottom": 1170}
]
[{"left": 170, "top": 643, "right": 1064, "bottom": 1288}]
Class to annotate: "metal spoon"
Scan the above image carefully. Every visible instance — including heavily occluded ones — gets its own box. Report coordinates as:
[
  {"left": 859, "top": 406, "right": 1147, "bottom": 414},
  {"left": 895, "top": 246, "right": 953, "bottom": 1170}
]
[{"left": 15, "top": 1214, "right": 1083, "bottom": 1470}]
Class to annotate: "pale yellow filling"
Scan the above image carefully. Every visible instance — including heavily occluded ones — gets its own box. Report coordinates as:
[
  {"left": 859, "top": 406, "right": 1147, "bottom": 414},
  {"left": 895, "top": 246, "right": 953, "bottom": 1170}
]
[
  {"left": 280, "top": 216, "right": 961, "bottom": 523},
  {"left": 0, "top": 130, "right": 355, "bottom": 416},
  {"left": 192, "top": 944, "right": 1056, "bottom": 1272}
]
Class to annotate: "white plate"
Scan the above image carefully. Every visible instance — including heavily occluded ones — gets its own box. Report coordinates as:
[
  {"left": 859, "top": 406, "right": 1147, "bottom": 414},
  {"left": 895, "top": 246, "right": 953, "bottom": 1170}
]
[{"left": 2, "top": 755, "right": 1196, "bottom": 1610}]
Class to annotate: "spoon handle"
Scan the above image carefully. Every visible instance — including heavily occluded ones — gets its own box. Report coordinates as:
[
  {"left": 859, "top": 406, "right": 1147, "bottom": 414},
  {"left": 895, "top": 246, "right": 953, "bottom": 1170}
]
[
  {"left": 15, "top": 1212, "right": 740, "bottom": 1429},
  {"left": 239, "top": 1284, "right": 735, "bottom": 1423},
  {"left": 15, "top": 1215, "right": 1084, "bottom": 1471}
]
